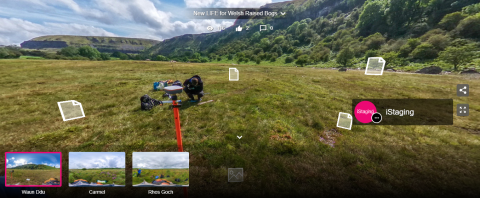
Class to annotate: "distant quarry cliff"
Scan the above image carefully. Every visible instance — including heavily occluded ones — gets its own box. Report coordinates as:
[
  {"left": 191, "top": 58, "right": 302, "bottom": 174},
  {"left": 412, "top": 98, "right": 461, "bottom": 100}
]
[{"left": 21, "top": 35, "right": 160, "bottom": 53}]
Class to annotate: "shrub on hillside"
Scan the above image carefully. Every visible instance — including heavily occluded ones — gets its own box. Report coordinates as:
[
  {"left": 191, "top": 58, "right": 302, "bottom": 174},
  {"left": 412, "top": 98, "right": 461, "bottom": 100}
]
[
  {"left": 454, "top": 13, "right": 480, "bottom": 39},
  {"left": 382, "top": 51, "right": 408, "bottom": 67},
  {"left": 255, "top": 58, "right": 261, "bottom": 64},
  {"left": 381, "top": 39, "right": 406, "bottom": 53},
  {"left": 364, "top": 50, "right": 378, "bottom": 61},
  {"left": 310, "top": 46, "right": 331, "bottom": 63},
  {"left": 59, "top": 46, "right": 79, "bottom": 57},
  {"left": 296, "top": 55, "right": 309, "bottom": 67},
  {"left": 438, "top": 44, "right": 477, "bottom": 71},
  {"left": 20, "top": 50, "right": 46, "bottom": 57},
  {"left": 78, "top": 46, "right": 101, "bottom": 60},
  {"left": 438, "top": 12, "right": 467, "bottom": 31},
  {"left": 427, "top": 35, "right": 450, "bottom": 51},
  {"left": 100, "top": 53, "right": 110, "bottom": 61},
  {"left": 420, "top": 29, "right": 446, "bottom": 42},
  {"left": 462, "top": 3, "right": 480, "bottom": 15},
  {"left": 411, "top": 43, "right": 438, "bottom": 60},
  {"left": 363, "top": 32, "right": 386, "bottom": 50},
  {"left": 285, "top": 56, "right": 294, "bottom": 63},
  {"left": 336, "top": 48, "right": 354, "bottom": 67},
  {"left": 0, "top": 48, "right": 22, "bottom": 59},
  {"left": 154, "top": 55, "right": 167, "bottom": 61},
  {"left": 398, "top": 38, "right": 421, "bottom": 58}
]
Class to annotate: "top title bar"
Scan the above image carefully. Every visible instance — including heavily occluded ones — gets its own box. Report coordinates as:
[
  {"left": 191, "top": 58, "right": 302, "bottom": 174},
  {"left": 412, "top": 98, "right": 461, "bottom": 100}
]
[{"left": 187, "top": 8, "right": 285, "bottom": 19}]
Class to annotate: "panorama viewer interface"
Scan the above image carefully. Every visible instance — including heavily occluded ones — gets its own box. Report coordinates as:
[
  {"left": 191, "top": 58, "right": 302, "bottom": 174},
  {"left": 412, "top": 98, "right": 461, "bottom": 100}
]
[{"left": 1, "top": 0, "right": 479, "bottom": 197}]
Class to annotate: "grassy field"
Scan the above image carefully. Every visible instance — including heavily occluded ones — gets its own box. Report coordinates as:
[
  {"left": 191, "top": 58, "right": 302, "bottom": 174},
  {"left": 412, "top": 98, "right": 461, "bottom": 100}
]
[
  {"left": 69, "top": 169, "right": 125, "bottom": 185},
  {"left": 19, "top": 56, "right": 45, "bottom": 60},
  {"left": 5, "top": 169, "right": 60, "bottom": 185},
  {"left": 132, "top": 169, "right": 189, "bottom": 185},
  {"left": 0, "top": 59, "right": 479, "bottom": 196}
]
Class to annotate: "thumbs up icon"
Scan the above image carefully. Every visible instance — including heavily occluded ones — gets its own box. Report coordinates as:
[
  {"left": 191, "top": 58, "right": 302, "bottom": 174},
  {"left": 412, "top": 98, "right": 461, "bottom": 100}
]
[{"left": 235, "top": 25, "right": 242, "bottom": 32}]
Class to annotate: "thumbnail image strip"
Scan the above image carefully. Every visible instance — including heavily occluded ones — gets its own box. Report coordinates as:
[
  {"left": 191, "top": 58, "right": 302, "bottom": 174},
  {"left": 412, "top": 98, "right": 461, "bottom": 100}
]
[
  {"left": 5, "top": 152, "right": 62, "bottom": 187},
  {"left": 133, "top": 152, "right": 189, "bottom": 187},
  {"left": 68, "top": 152, "right": 125, "bottom": 187}
]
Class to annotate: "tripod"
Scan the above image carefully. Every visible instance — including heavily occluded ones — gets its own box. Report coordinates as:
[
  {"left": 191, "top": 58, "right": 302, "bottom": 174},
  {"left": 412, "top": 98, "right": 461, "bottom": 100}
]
[{"left": 161, "top": 93, "right": 187, "bottom": 197}]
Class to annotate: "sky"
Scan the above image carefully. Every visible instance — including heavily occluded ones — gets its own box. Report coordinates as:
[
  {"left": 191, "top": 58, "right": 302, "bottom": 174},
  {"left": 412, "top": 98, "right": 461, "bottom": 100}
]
[
  {"left": 6, "top": 153, "right": 61, "bottom": 168},
  {"left": 133, "top": 152, "right": 189, "bottom": 169},
  {"left": 69, "top": 152, "right": 125, "bottom": 169},
  {"left": 0, "top": 0, "right": 286, "bottom": 45}
]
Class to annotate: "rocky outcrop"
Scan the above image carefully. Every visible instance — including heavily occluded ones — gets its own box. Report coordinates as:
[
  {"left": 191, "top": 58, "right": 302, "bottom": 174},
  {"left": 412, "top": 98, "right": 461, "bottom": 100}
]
[
  {"left": 461, "top": 69, "right": 479, "bottom": 74},
  {"left": 20, "top": 41, "right": 68, "bottom": 49},
  {"left": 20, "top": 36, "right": 160, "bottom": 53},
  {"left": 415, "top": 66, "right": 442, "bottom": 74}
]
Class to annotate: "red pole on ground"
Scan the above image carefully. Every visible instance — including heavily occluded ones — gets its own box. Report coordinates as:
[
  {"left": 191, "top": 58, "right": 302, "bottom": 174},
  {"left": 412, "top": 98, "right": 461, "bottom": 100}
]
[
  {"left": 172, "top": 100, "right": 183, "bottom": 152},
  {"left": 172, "top": 99, "right": 188, "bottom": 198}
]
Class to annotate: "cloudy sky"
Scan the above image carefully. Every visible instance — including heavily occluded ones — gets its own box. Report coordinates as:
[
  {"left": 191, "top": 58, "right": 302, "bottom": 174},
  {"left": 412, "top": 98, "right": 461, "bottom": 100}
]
[
  {"left": 6, "top": 153, "right": 61, "bottom": 168},
  {"left": 69, "top": 152, "right": 125, "bottom": 169},
  {"left": 133, "top": 152, "right": 189, "bottom": 169},
  {"left": 0, "top": 0, "right": 286, "bottom": 45}
]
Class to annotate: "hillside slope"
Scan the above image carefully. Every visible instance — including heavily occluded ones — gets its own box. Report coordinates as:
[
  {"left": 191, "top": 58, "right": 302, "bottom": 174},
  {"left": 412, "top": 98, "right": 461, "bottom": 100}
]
[
  {"left": 145, "top": 0, "right": 480, "bottom": 71},
  {"left": 21, "top": 35, "right": 160, "bottom": 53},
  {"left": 12, "top": 164, "right": 58, "bottom": 169}
]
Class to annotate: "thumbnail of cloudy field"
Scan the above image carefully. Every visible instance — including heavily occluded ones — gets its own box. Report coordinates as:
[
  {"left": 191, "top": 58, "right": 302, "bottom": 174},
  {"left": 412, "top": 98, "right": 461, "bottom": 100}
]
[
  {"left": 68, "top": 152, "right": 125, "bottom": 186},
  {"left": 133, "top": 152, "right": 189, "bottom": 187},
  {"left": 5, "top": 153, "right": 61, "bottom": 186}
]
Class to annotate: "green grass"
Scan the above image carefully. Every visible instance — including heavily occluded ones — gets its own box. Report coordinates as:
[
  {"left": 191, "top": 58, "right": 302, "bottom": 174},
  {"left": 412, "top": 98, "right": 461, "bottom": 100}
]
[
  {"left": 6, "top": 169, "right": 60, "bottom": 185},
  {"left": 0, "top": 59, "right": 479, "bottom": 196},
  {"left": 132, "top": 169, "right": 189, "bottom": 185},
  {"left": 69, "top": 169, "right": 125, "bottom": 185},
  {"left": 19, "top": 56, "right": 45, "bottom": 59}
]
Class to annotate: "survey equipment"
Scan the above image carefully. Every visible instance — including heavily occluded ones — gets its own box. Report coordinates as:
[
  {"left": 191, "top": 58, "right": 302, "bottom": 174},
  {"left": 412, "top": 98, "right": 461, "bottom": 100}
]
[{"left": 162, "top": 86, "right": 185, "bottom": 152}]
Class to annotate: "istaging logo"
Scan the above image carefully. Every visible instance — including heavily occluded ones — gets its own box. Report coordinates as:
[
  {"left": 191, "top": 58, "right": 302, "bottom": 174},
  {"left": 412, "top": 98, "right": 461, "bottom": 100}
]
[{"left": 354, "top": 101, "right": 377, "bottom": 123}]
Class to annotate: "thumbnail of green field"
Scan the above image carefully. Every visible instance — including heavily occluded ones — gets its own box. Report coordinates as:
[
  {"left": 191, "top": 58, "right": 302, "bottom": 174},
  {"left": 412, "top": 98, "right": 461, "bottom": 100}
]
[
  {"left": 133, "top": 169, "right": 189, "bottom": 186},
  {"left": 69, "top": 169, "right": 126, "bottom": 185}
]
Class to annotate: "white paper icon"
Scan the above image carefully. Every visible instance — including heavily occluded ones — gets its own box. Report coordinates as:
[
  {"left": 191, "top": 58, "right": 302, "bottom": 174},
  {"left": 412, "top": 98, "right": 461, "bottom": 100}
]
[
  {"left": 365, "top": 57, "right": 386, "bottom": 75},
  {"left": 57, "top": 100, "right": 85, "bottom": 121},
  {"left": 229, "top": 68, "right": 239, "bottom": 81},
  {"left": 336, "top": 112, "right": 352, "bottom": 130}
]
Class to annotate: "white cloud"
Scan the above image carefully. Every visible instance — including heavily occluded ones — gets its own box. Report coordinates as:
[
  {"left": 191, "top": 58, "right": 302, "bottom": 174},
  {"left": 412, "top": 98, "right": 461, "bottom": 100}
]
[
  {"left": 184, "top": 0, "right": 273, "bottom": 8},
  {"left": 69, "top": 152, "right": 125, "bottom": 169},
  {"left": 57, "top": 0, "right": 235, "bottom": 40},
  {"left": 14, "top": 159, "right": 27, "bottom": 167},
  {"left": 133, "top": 152, "right": 189, "bottom": 169},
  {"left": 0, "top": 17, "right": 116, "bottom": 45},
  {"left": 48, "top": 163, "right": 60, "bottom": 168},
  {"left": 154, "top": 19, "right": 234, "bottom": 40},
  {"left": 11, "top": 157, "right": 15, "bottom": 160},
  {"left": 0, "top": 0, "right": 273, "bottom": 45},
  {"left": 6, "top": 159, "right": 8, "bottom": 163},
  {"left": 7, "top": 164, "right": 12, "bottom": 168}
]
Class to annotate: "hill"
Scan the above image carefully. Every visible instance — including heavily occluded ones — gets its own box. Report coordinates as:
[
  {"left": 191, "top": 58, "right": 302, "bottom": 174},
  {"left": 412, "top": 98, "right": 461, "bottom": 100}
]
[
  {"left": 20, "top": 35, "right": 160, "bottom": 53},
  {"left": 144, "top": 0, "right": 480, "bottom": 71},
  {"left": 11, "top": 164, "right": 58, "bottom": 169}
]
